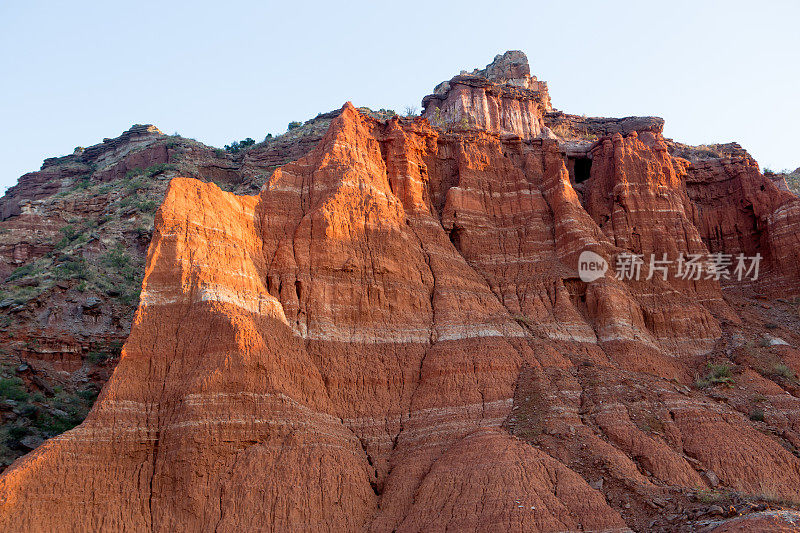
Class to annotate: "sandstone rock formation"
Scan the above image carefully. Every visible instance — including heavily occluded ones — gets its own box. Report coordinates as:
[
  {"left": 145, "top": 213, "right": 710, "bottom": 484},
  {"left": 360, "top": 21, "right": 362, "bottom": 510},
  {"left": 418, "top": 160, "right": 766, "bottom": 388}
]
[
  {"left": 1, "top": 52, "right": 800, "bottom": 531},
  {"left": 0, "top": 116, "right": 333, "bottom": 469},
  {"left": 422, "top": 51, "right": 552, "bottom": 139}
]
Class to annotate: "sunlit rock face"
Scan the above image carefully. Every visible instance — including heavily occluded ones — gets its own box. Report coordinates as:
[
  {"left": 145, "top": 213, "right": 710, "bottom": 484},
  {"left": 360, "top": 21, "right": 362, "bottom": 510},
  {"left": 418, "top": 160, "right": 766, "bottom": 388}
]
[
  {"left": 422, "top": 51, "right": 552, "bottom": 139},
  {"left": 1, "top": 55, "right": 800, "bottom": 532}
]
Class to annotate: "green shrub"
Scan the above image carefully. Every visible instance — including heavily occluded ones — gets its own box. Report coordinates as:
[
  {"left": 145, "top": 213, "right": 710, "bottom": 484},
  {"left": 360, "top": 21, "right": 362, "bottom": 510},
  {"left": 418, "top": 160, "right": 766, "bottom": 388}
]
[
  {"left": 696, "top": 362, "right": 735, "bottom": 388},
  {"left": 136, "top": 199, "right": 158, "bottom": 213},
  {"left": 118, "top": 196, "right": 135, "bottom": 209},
  {"left": 125, "top": 177, "right": 144, "bottom": 192},
  {"left": 133, "top": 226, "right": 151, "bottom": 239},
  {"left": 708, "top": 363, "right": 732, "bottom": 380},
  {"left": 0, "top": 377, "right": 28, "bottom": 401},
  {"left": 28, "top": 386, "right": 98, "bottom": 437},
  {"left": 120, "top": 289, "right": 141, "bottom": 307},
  {"left": 146, "top": 163, "right": 176, "bottom": 177},
  {"left": 54, "top": 224, "right": 85, "bottom": 250},
  {"left": 773, "top": 363, "right": 796, "bottom": 380},
  {"left": 287, "top": 121, "right": 302, "bottom": 131},
  {"left": 126, "top": 163, "right": 177, "bottom": 179},
  {"left": 5, "top": 424, "right": 29, "bottom": 444},
  {"left": 35, "top": 413, "right": 79, "bottom": 435},
  {"left": 61, "top": 225, "right": 78, "bottom": 242},
  {"left": 512, "top": 315, "right": 532, "bottom": 326},
  {"left": 224, "top": 138, "right": 256, "bottom": 153},
  {"left": 71, "top": 175, "right": 91, "bottom": 191},
  {"left": 77, "top": 388, "right": 99, "bottom": 402},
  {"left": 6, "top": 264, "right": 38, "bottom": 282},
  {"left": 696, "top": 489, "right": 733, "bottom": 504},
  {"left": 53, "top": 258, "right": 87, "bottom": 281},
  {"left": 87, "top": 351, "right": 110, "bottom": 364},
  {"left": 101, "top": 246, "right": 129, "bottom": 270},
  {"left": 108, "top": 341, "right": 124, "bottom": 354},
  {"left": 18, "top": 403, "right": 38, "bottom": 418}
]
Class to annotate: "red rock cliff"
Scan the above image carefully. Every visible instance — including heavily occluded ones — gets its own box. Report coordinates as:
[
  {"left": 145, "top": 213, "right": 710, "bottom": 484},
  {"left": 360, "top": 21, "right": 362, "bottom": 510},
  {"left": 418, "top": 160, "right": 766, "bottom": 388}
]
[
  {"left": 422, "top": 51, "right": 552, "bottom": 139},
  {"left": 1, "top": 65, "right": 800, "bottom": 531}
]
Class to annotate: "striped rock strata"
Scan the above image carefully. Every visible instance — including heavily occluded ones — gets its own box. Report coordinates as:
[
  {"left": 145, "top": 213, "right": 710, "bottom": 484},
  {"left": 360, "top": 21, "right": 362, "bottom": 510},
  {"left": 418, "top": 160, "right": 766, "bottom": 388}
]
[{"left": 1, "top": 100, "right": 800, "bottom": 532}]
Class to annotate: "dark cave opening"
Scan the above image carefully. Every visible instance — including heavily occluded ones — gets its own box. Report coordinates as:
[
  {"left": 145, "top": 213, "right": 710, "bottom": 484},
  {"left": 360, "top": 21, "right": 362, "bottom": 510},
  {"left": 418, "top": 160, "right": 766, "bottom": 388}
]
[
  {"left": 448, "top": 227, "right": 462, "bottom": 250},
  {"left": 574, "top": 157, "right": 592, "bottom": 184}
]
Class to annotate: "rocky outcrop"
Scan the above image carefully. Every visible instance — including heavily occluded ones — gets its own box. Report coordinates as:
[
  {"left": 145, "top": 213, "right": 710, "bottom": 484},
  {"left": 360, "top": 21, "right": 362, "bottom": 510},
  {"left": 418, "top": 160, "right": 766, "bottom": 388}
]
[
  {"left": 0, "top": 117, "right": 332, "bottom": 470},
  {"left": 1, "top": 97, "right": 800, "bottom": 531},
  {"left": 421, "top": 51, "right": 552, "bottom": 139},
  {"left": 682, "top": 149, "right": 800, "bottom": 284},
  {"left": 420, "top": 51, "right": 665, "bottom": 148},
  {"left": 544, "top": 111, "right": 665, "bottom": 138},
  {"left": 1, "top": 125, "right": 166, "bottom": 221},
  {"left": 1, "top": 51, "right": 800, "bottom": 531}
]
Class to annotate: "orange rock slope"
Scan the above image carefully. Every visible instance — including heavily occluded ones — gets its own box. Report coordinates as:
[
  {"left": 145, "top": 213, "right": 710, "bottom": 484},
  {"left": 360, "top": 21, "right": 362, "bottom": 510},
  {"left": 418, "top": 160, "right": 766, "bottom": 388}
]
[{"left": 2, "top": 74, "right": 800, "bottom": 531}]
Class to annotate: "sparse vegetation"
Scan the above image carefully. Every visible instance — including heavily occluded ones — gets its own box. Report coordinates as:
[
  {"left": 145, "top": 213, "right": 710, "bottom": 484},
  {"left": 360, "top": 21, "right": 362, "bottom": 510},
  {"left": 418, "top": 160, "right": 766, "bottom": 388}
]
[
  {"left": 696, "top": 489, "right": 733, "bottom": 504},
  {"left": 54, "top": 224, "right": 83, "bottom": 250},
  {"left": 86, "top": 341, "right": 123, "bottom": 365},
  {"left": 512, "top": 314, "right": 532, "bottom": 326},
  {"left": 135, "top": 199, "right": 158, "bottom": 213},
  {"left": 87, "top": 350, "right": 110, "bottom": 364},
  {"left": 224, "top": 138, "right": 255, "bottom": 153},
  {"left": 773, "top": 363, "right": 796, "bottom": 381},
  {"left": 4, "top": 424, "right": 30, "bottom": 445},
  {"left": 71, "top": 175, "right": 92, "bottom": 191},
  {"left": 125, "top": 163, "right": 177, "bottom": 180},
  {"left": 0, "top": 376, "right": 28, "bottom": 402},
  {"left": 640, "top": 413, "right": 665, "bottom": 434},
  {"left": 551, "top": 123, "right": 598, "bottom": 141},
  {"left": 53, "top": 258, "right": 88, "bottom": 281},
  {"left": 430, "top": 107, "right": 445, "bottom": 128},
  {"left": 695, "top": 362, "right": 734, "bottom": 388},
  {"left": 0, "top": 361, "right": 102, "bottom": 466},
  {"left": 287, "top": 121, "right": 302, "bottom": 131},
  {"left": 6, "top": 263, "right": 40, "bottom": 283},
  {"left": 785, "top": 172, "right": 800, "bottom": 195}
]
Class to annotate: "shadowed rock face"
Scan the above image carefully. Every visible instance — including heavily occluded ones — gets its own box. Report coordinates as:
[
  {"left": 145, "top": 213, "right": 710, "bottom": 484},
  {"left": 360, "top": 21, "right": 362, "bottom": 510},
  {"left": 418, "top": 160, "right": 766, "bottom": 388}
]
[{"left": 1, "top": 56, "right": 800, "bottom": 531}]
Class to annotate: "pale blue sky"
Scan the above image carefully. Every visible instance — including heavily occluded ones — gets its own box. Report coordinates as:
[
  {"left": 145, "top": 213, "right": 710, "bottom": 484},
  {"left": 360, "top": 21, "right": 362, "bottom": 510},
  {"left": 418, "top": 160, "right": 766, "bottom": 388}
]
[{"left": 1, "top": 0, "right": 798, "bottom": 195}]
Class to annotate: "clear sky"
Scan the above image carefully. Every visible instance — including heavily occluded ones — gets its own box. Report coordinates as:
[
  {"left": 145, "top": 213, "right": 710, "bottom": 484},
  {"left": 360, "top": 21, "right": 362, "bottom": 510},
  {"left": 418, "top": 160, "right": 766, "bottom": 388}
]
[{"left": 1, "top": 0, "right": 798, "bottom": 195}]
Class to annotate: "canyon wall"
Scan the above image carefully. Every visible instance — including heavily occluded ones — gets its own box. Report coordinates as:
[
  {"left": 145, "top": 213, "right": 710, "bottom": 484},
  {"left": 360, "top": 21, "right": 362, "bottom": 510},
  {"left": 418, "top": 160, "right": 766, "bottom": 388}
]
[{"left": 1, "top": 52, "right": 800, "bottom": 531}]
